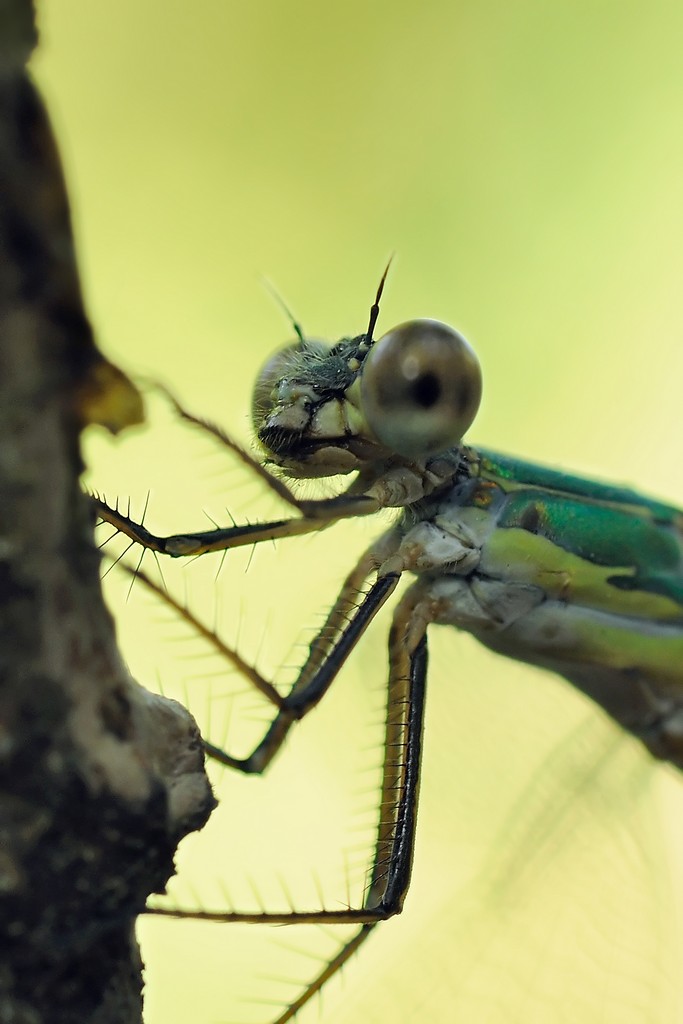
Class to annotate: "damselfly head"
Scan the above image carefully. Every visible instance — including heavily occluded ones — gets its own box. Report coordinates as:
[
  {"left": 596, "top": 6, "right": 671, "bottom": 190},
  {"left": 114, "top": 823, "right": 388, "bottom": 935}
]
[{"left": 251, "top": 272, "right": 482, "bottom": 477}]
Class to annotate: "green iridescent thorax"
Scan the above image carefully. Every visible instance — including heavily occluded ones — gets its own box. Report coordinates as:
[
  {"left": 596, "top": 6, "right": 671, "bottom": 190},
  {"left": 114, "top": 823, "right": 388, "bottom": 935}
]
[
  {"left": 404, "top": 446, "right": 683, "bottom": 761},
  {"left": 472, "top": 449, "right": 683, "bottom": 621}
]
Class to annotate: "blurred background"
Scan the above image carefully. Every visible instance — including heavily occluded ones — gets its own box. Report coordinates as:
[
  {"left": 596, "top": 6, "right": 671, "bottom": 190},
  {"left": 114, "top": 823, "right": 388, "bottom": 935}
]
[{"left": 33, "top": 3, "right": 683, "bottom": 1023}]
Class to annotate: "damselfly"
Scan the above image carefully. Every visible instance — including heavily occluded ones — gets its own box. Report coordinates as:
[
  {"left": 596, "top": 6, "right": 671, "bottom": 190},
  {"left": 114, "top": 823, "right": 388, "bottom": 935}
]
[{"left": 96, "top": 265, "right": 683, "bottom": 1023}]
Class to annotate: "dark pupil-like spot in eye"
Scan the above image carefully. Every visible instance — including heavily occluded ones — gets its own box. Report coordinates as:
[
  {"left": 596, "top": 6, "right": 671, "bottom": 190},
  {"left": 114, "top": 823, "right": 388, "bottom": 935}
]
[{"left": 411, "top": 372, "right": 441, "bottom": 408}]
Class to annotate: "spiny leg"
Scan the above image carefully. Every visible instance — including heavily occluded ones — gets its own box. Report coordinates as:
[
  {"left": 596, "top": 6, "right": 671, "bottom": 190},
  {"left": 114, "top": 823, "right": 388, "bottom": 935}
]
[
  {"left": 289, "top": 535, "right": 400, "bottom": 694},
  {"left": 149, "top": 582, "right": 431, "bottom": 1024},
  {"left": 252, "top": 583, "right": 431, "bottom": 1024},
  {"left": 366, "top": 583, "right": 430, "bottom": 913},
  {"left": 213, "top": 569, "right": 401, "bottom": 775},
  {"left": 92, "top": 392, "right": 382, "bottom": 558},
  {"left": 119, "top": 545, "right": 400, "bottom": 774},
  {"left": 271, "top": 925, "right": 376, "bottom": 1024}
]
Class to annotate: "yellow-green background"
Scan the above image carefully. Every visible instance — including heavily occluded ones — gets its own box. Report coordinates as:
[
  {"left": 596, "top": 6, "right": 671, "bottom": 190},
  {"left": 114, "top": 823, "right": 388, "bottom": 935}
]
[{"left": 33, "top": 3, "right": 683, "bottom": 1023}]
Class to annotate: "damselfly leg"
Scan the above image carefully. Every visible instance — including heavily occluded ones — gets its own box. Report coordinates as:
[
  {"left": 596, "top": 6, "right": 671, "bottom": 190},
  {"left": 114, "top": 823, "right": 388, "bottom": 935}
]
[
  {"left": 103, "top": 505, "right": 432, "bottom": 1022},
  {"left": 96, "top": 267, "right": 683, "bottom": 1023}
]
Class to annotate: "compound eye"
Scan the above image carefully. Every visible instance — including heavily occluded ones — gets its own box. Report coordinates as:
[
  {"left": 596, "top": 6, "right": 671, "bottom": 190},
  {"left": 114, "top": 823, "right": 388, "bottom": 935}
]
[
  {"left": 251, "top": 339, "right": 328, "bottom": 429},
  {"left": 360, "top": 319, "right": 482, "bottom": 457}
]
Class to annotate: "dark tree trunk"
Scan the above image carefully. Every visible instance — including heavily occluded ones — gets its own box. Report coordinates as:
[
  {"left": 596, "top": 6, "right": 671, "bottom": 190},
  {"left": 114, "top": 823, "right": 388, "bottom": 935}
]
[{"left": 0, "top": 3, "right": 216, "bottom": 1022}]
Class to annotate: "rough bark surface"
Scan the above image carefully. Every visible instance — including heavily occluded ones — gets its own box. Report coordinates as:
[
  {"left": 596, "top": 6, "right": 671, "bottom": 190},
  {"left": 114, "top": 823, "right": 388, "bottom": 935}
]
[{"left": 0, "top": 3, "right": 216, "bottom": 1022}]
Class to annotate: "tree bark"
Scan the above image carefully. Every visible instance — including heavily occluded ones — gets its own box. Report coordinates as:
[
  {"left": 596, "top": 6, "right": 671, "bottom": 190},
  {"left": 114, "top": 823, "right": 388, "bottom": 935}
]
[{"left": 0, "top": 3, "right": 216, "bottom": 1021}]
